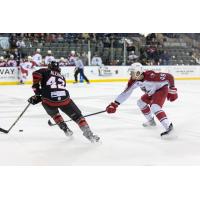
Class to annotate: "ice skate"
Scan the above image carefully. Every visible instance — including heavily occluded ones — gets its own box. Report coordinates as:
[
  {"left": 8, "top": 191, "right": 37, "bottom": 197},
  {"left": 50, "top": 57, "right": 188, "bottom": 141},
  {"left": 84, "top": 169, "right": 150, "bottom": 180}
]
[
  {"left": 142, "top": 118, "right": 156, "bottom": 127},
  {"left": 59, "top": 122, "right": 73, "bottom": 137},
  {"left": 82, "top": 126, "right": 100, "bottom": 143},
  {"left": 160, "top": 123, "right": 176, "bottom": 139}
]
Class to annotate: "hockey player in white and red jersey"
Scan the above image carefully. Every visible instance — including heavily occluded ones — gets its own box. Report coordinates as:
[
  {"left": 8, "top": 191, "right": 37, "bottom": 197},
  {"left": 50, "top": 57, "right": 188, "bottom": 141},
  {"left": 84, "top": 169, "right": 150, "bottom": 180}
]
[
  {"left": 18, "top": 56, "right": 36, "bottom": 84},
  {"left": 59, "top": 57, "right": 70, "bottom": 67},
  {"left": 32, "top": 48, "right": 42, "bottom": 66},
  {"left": 106, "top": 62, "right": 178, "bottom": 138},
  {"left": 0, "top": 56, "right": 7, "bottom": 67},
  {"left": 44, "top": 50, "right": 55, "bottom": 66},
  {"left": 7, "top": 55, "right": 17, "bottom": 67},
  {"left": 68, "top": 50, "right": 76, "bottom": 66}
]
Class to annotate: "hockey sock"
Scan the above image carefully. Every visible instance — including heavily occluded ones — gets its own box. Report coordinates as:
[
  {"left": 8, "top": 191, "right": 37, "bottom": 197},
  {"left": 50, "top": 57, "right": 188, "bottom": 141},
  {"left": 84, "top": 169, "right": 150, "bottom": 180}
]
[
  {"left": 137, "top": 99, "right": 153, "bottom": 121},
  {"left": 77, "top": 117, "right": 88, "bottom": 128},
  {"left": 154, "top": 110, "right": 170, "bottom": 130},
  {"left": 53, "top": 113, "right": 64, "bottom": 124},
  {"left": 140, "top": 105, "right": 154, "bottom": 121}
]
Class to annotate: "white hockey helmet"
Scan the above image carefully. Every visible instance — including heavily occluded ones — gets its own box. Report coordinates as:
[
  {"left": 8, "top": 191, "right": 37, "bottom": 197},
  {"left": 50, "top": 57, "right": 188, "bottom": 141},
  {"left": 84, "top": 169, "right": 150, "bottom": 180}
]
[
  {"left": 71, "top": 50, "right": 75, "bottom": 55},
  {"left": 28, "top": 56, "right": 32, "bottom": 61},
  {"left": 60, "top": 57, "right": 64, "bottom": 61},
  {"left": 10, "top": 55, "right": 14, "bottom": 59},
  {"left": 129, "top": 62, "right": 143, "bottom": 78},
  {"left": 0, "top": 56, "right": 4, "bottom": 61},
  {"left": 36, "top": 48, "right": 41, "bottom": 53},
  {"left": 47, "top": 50, "right": 52, "bottom": 54}
]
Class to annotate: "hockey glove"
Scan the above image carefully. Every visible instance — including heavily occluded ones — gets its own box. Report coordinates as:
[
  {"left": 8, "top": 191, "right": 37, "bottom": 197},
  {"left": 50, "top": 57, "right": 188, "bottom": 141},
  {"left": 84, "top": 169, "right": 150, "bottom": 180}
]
[
  {"left": 28, "top": 95, "right": 42, "bottom": 105},
  {"left": 106, "top": 102, "right": 119, "bottom": 113},
  {"left": 167, "top": 87, "right": 178, "bottom": 102}
]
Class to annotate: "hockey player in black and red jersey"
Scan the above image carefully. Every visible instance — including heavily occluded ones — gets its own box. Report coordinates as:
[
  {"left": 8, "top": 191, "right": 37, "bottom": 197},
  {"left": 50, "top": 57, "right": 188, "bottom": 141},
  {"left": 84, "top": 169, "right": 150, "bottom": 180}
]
[
  {"left": 106, "top": 62, "right": 178, "bottom": 138},
  {"left": 28, "top": 61, "right": 100, "bottom": 143}
]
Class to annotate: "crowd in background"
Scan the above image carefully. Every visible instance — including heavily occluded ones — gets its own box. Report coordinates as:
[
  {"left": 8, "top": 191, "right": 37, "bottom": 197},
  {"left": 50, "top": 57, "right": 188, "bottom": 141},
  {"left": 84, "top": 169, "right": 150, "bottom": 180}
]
[{"left": 0, "top": 33, "right": 199, "bottom": 67}]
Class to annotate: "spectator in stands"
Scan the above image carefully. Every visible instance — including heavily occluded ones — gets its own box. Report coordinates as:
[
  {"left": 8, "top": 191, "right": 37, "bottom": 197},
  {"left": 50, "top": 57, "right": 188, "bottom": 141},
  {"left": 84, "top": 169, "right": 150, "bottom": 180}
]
[
  {"left": 82, "top": 33, "right": 90, "bottom": 41},
  {"left": 160, "top": 50, "right": 170, "bottom": 65},
  {"left": 0, "top": 56, "right": 6, "bottom": 67},
  {"left": 44, "top": 50, "right": 55, "bottom": 65},
  {"left": 146, "top": 45, "right": 157, "bottom": 60},
  {"left": 7, "top": 55, "right": 17, "bottom": 67},
  {"left": 57, "top": 34, "right": 64, "bottom": 42},
  {"left": 126, "top": 42, "right": 136, "bottom": 53},
  {"left": 9, "top": 34, "right": 17, "bottom": 48},
  {"left": 103, "top": 36, "right": 111, "bottom": 48},
  {"left": 139, "top": 47, "right": 148, "bottom": 63},
  {"left": 12, "top": 48, "right": 22, "bottom": 66},
  {"left": 127, "top": 51, "right": 138, "bottom": 64},
  {"left": 32, "top": 48, "right": 42, "bottom": 66},
  {"left": 91, "top": 53, "right": 103, "bottom": 66},
  {"left": 146, "top": 33, "right": 156, "bottom": 45},
  {"left": 16, "top": 38, "right": 26, "bottom": 49},
  {"left": 45, "top": 34, "right": 56, "bottom": 43},
  {"left": 110, "top": 59, "right": 120, "bottom": 65},
  {"left": 192, "top": 52, "right": 200, "bottom": 64}
]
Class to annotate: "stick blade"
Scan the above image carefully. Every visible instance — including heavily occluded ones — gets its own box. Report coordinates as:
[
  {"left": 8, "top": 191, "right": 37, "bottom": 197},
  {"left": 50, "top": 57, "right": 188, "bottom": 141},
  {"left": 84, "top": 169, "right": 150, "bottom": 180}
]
[{"left": 0, "top": 128, "right": 9, "bottom": 134}]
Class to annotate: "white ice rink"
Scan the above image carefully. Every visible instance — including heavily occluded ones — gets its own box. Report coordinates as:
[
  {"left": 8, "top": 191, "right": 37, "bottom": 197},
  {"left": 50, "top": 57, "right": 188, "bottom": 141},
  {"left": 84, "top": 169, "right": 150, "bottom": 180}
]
[{"left": 0, "top": 81, "right": 200, "bottom": 165}]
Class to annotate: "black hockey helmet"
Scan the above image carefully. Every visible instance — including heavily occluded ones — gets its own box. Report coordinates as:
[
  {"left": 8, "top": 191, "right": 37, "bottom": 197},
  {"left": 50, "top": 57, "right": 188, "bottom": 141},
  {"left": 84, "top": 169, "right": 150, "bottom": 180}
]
[{"left": 48, "top": 61, "right": 61, "bottom": 72}]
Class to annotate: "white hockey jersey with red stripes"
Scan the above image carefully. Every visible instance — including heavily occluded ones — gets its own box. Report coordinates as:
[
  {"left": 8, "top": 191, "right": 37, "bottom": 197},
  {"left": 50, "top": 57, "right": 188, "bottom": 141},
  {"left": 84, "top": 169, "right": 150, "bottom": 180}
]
[
  {"left": 7, "top": 59, "right": 17, "bottom": 67},
  {"left": 115, "top": 70, "right": 175, "bottom": 104},
  {"left": 20, "top": 61, "right": 36, "bottom": 70}
]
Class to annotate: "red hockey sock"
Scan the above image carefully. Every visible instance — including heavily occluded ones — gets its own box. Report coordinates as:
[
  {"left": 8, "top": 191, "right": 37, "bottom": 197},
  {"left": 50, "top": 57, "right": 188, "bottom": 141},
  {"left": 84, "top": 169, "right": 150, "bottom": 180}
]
[
  {"left": 53, "top": 113, "right": 64, "bottom": 124},
  {"left": 154, "top": 110, "right": 170, "bottom": 130},
  {"left": 140, "top": 105, "right": 153, "bottom": 121},
  {"left": 77, "top": 118, "right": 88, "bottom": 128}
]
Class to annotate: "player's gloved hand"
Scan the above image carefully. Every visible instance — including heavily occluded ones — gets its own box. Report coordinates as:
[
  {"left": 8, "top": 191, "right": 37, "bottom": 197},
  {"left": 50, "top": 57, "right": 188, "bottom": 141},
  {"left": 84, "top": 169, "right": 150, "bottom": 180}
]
[
  {"left": 28, "top": 95, "right": 42, "bottom": 105},
  {"left": 106, "top": 102, "right": 119, "bottom": 113},
  {"left": 167, "top": 87, "right": 178, "bottom": 102}
]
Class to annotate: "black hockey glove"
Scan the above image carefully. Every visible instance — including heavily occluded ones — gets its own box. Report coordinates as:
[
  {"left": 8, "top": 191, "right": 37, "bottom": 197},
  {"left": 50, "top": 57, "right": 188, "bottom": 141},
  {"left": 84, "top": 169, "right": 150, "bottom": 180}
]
[{"left": 28, "top": 95, "right": 42, "bottom": 105}]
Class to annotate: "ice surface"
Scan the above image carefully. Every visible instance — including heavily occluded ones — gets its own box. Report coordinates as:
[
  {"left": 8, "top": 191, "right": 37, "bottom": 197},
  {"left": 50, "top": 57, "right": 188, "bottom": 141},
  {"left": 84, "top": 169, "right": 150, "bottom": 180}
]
[{"left": 0, "top": 81, "right": 200, "bottom": 165}]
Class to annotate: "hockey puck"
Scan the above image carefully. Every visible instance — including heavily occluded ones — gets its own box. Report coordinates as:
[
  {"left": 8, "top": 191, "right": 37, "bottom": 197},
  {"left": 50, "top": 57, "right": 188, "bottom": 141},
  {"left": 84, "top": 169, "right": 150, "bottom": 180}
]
[{"left": 19, "top": 129, "right": 23, "bottom": 132}]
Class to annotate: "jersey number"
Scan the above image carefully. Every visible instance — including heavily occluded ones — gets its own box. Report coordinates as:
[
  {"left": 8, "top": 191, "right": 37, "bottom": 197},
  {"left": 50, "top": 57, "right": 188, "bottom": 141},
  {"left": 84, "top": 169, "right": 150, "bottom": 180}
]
[
  {"left": 46, "top": 76, "right": 65, "bottom": 89},
  {"left": 160, "top": 73, "right": 166, "bottom": 80}
]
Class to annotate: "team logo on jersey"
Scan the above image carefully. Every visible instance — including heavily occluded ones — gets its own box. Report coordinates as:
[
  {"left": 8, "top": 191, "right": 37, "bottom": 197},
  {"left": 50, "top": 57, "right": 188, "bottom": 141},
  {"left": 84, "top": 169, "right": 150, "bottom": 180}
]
[{"left": 150, "top": 73, "right": 155, "bottom": 79}]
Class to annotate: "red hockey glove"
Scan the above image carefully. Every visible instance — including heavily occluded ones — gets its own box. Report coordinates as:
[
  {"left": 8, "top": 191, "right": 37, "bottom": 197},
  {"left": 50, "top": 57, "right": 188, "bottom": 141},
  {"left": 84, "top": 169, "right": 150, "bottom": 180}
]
[
  {"left": 106, "top": 102, "right": 119, "bottom": 113},
  {"left": 167, "top": 87, "right": 178, "bottom": 102}
]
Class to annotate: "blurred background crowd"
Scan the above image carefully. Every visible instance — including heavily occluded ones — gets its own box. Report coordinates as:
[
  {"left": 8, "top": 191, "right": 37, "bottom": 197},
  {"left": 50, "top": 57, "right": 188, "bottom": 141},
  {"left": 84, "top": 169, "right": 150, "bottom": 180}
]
[{"left": 0, "top": 33, "right": 200, "bottom": 67}]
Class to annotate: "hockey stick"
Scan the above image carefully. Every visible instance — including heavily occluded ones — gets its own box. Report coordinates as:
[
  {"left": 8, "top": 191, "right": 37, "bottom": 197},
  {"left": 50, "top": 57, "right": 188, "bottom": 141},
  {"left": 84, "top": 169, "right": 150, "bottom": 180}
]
[
  {"left": 48, "top": 110, "right": 106, "bottom": 127},
  {"left": 0, "top": 103, "right": 31, "bottom": 134}
]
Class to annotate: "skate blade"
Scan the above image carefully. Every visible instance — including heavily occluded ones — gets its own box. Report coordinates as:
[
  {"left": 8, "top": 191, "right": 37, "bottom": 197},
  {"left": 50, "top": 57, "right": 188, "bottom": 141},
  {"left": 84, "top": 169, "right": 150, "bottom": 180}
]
[
  {"left": 161, "top": 133, "right": 178, "bottom": 140},
  {"left": 65, "top": 133, "right": 73, "bottom": 138},
  {"left": 65, "top": 135, "right": 74, "bottom": 141},
  {"left": 143, "top": 124, "right": 156, "bottom": 128},
  {"left": 88, "top": 136, "right": 101, "bottom": 144},
  {"left": 64, "top": 131, "right": 73, "bottom": 137},
  {"left": 91, "top": 139, "right": 102, "bottom": 145}
]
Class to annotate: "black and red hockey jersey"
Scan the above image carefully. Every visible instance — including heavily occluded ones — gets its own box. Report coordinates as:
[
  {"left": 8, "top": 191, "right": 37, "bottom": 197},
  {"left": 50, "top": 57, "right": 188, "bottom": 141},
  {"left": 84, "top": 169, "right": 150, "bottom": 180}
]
[{"left": 32, "top": 68, "right": 71, "bottom": 106}]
